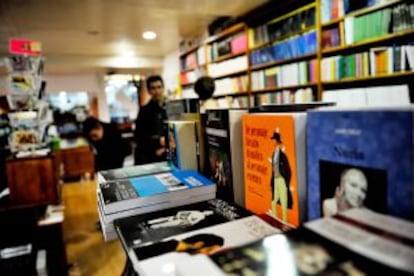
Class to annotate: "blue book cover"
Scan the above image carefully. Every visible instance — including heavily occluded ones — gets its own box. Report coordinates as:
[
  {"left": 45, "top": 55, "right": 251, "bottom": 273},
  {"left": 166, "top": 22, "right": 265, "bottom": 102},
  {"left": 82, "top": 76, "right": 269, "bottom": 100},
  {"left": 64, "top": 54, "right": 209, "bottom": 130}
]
[
  {"left": 100, "top": 170, "right": 216, "bottom": 213},
  {"left": 307, "top": 109, "right": 414, "bottom": 220}
]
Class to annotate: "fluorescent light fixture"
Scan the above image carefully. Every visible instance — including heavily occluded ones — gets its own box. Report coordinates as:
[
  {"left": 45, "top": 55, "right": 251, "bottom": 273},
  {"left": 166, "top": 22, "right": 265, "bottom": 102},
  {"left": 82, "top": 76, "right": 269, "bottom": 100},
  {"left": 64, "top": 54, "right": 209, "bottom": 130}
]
[{"left": 142, "top": 31, "right": 157, "bottom": 40}]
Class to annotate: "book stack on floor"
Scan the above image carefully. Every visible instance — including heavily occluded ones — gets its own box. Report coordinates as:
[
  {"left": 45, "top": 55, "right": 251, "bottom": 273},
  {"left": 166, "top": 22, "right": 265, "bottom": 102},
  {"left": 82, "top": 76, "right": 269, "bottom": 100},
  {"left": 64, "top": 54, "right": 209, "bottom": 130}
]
[
  {"left": 137, "top": 208, "right": 414, "bottom": 276},
  {"left": 96, "top": 163, "right": 216, "bottom": 241},
  {"left": 114, "top": 199, "right": 280, "bottom": 275}
]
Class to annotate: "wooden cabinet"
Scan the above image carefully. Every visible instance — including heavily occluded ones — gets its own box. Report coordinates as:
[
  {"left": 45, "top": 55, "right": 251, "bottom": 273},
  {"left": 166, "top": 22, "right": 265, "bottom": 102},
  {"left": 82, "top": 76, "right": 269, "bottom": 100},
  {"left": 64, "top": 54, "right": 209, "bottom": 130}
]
[
  {"left": 59, "top": 146, "right": 95, "bottom": 180},
  {"left": 6, "top": 155, "right": 60, "bottom": 205}
]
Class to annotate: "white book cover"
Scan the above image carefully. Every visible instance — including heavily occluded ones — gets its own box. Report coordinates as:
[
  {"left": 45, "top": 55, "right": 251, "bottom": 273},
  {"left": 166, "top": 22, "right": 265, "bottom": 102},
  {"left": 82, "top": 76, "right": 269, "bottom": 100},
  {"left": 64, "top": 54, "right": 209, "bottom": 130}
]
[{"left": 134, "top": 216, "right": 279, "bottom": 275}]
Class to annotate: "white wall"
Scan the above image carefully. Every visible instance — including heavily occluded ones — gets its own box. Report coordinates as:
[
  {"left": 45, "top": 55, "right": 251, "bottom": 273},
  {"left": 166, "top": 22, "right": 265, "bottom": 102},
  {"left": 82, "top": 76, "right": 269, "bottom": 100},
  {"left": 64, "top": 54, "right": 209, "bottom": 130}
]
[
  {"left": 45, "top": 72, "right": 110, "bottom": 122},
  {"left": 162, "top": 50, "right": 180, "bottom": 97}
]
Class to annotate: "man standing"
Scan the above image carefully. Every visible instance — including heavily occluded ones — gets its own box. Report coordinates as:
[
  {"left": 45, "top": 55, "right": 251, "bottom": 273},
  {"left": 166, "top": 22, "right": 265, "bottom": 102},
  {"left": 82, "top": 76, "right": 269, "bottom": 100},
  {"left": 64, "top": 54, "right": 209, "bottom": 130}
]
[
  {"left": 134, "top": 75, "right": 167, "bottom": 165},
  {"left": 83, "top": 117, "right": 131, "bottom": 171},
  {"left": 269, "top": 131, "right": 293, "bottom": 222}
]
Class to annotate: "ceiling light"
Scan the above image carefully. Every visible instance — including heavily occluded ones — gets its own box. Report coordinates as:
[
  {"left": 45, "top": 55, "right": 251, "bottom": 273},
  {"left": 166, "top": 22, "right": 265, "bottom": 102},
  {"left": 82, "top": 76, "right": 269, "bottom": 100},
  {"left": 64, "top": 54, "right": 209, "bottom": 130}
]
[{"left": 142, "top": 31, "right": 157, "bottom": 40}]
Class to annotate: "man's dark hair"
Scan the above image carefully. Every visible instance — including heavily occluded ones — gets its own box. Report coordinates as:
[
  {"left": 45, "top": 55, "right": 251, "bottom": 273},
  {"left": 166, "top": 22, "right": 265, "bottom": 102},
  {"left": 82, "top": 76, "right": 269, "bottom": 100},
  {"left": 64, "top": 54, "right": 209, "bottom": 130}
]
[
  {"left": 183, "top": 233, "right": 224, "bottom": 247},
  {"left": 194, "top": 76, "right": 215, "bottom": 100},
  {"left": 82, "top": 116, "right": 102, "bottom": 134},
  {"left": 146, "top": 75, "right": 164, "bottom": 90}
]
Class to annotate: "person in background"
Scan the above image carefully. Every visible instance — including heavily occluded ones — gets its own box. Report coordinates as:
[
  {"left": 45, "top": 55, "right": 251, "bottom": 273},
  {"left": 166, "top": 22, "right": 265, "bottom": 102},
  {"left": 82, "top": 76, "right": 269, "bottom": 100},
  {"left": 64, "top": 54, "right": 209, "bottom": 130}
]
[
  {"left": 194, "top": 76, "right": 216, "bottom": 113},
  {"left": 134, "top": 75, "right": 167, "bottom": 165},
  {"left": 83, "top": 116, "right": 131, "bottom": 171}
]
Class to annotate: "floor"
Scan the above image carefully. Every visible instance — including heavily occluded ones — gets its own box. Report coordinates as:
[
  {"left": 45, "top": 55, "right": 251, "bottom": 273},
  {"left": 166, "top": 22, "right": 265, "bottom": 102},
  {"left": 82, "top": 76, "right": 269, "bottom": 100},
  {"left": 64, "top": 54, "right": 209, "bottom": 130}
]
[{"left": 62, "top": 180, "right": 126, "bottom": 276}]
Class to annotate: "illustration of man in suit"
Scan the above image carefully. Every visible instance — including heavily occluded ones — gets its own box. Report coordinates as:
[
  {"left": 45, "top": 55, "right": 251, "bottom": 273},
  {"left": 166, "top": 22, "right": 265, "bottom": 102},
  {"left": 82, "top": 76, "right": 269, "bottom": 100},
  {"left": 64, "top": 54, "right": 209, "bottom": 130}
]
[{"left": 269, "top": 130, "right": 293, "bottom": 222}]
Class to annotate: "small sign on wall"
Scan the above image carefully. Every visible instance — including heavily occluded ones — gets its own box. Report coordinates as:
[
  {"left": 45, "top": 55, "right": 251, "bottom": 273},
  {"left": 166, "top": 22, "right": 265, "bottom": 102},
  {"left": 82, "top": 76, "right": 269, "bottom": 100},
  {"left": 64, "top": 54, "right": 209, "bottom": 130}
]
[{"left": 9, "top": 39, "right": 42, "bottom": 56}]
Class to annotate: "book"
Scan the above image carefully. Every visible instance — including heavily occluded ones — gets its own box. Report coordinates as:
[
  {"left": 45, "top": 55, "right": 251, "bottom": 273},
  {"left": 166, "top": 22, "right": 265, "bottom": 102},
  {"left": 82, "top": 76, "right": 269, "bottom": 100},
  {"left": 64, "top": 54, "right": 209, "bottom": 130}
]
[
  {"left": 307, "top": 107, "right": 414, "bottom": 221},
  {"left": 242, "top": 113, "right": 307, "bottom": 227},
  {"left": 205, "top": 109, "right": 247, "bottom": 206},
  {"left": 114, "top": 199, "right": 253, "bottom": 248},
  {"left": 97, "top": 192, "right": 215, "bottom": 242},
  {"left": 161, "top": 209, "right": 414, "bottom": 276},
  {"left": 98, "top": 170, "right": 216, "bottom": 214},
  {"left": 97, "top": 162, "right": 172, "bottom": 185},
  {"left": 130, "top": 215, "right": 279, "bottom": 274},
  {"left": 167, "top": 120, "right": 198, "bottom": 171}
]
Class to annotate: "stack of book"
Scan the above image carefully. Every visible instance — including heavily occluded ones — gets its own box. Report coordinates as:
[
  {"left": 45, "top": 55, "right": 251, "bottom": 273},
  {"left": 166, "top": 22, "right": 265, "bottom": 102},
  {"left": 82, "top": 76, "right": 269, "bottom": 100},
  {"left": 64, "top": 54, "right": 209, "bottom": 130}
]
[{"left": 96, "top": 163, "right": 216, "bottom": 241}]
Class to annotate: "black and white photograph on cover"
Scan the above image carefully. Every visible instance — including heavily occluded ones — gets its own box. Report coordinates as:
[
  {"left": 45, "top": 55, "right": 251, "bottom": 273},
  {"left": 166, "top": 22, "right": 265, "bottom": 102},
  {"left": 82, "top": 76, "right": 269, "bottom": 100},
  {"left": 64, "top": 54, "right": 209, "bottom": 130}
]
[
  {"left": 319, "top": 160, "right": 387, "bottom": 217},
  {"left": 146, "top": 210, "right": 214, "bottom": 229},
  {"left": 208, "top": 148, "right": 232, "bottom": 201},
  {"left": 134, "top": 233, "right": 224, "bottom": 260}
]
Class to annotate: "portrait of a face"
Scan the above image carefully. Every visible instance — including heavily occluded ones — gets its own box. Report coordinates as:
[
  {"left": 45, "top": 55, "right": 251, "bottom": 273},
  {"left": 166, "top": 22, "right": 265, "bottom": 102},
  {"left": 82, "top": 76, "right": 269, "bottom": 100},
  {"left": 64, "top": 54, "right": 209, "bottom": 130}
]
[
  {"left": 319, "top": 161, "right": 387, "bottom": 216},
  {"left": 341, "top": 169, "right": 368, "bottom": 208}
]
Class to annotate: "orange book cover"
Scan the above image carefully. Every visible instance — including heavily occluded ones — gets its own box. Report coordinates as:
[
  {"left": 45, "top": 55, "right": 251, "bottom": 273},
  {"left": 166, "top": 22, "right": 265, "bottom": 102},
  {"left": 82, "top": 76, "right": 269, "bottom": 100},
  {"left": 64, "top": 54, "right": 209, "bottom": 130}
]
[{"left": 242, "top": 114, "right": 306, "bottom": 227}]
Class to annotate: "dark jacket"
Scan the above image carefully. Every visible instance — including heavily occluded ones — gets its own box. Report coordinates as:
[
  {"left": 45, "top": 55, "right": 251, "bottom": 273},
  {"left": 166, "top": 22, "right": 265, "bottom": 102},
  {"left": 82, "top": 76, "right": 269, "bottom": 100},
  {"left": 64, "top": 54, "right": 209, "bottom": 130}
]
[
  {"left": 134, "top": 100, "right": 167, "bottom": 165},
  {"left": 90, "top": 123, "right": 131, "bottom": 171},
  {"left": 271, "top": 149, "right": 293, "bottom": 209}
]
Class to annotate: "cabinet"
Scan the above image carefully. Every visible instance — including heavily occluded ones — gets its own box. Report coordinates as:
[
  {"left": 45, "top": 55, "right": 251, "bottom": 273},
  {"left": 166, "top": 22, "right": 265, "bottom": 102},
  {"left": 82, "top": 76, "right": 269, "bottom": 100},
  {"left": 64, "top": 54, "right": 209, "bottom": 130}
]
[
  {"left": 59, "top": 145, "right": 94, "bottom": 180},
  {"left": 6, "top": 154, "right": 60, "bottom": 205}
]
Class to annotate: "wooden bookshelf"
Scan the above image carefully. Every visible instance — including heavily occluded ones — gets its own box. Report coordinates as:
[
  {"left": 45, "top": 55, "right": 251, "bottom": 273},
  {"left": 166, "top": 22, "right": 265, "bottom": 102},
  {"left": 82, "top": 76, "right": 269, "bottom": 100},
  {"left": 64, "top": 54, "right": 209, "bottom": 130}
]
[
  {"left": 212, "top": 91, "right": 249, "bottom": 98},
  {"left": 176, "top": 0, "right": 412, "bottom": 102},
  {"left": 322, "top": 29, "right": 414, "bottom": 55},
  {"left": 250, "top": 26, "right": 316, "bottom": 51},
  {"left": 250, "top": 53, "right": 317, "bottom": 71},
  {"left": 210, "top": 51, "right": 247, "bottom": 63},
  {"left": 268, "top": 2, "right": 316, "bottom": 25},
  {"left": 322, "top": 71, "right": 414, "bottom": 85},
  {"left": 322, "top": 0, "right": 402, "bottom": 28},
  {"left": 205, "top": 23, "right": 246, "bottom": 44},
  {"left": 179, "top": 44, "right": 201, "bottom": 58},
  {"left": 180, "top": 67, "right": 197, "bottom": 73},
  {"left": 181, "top": 82, "right": 195, "bottom": 87},
  {"left": 251, "top": 83, "right": 317, "bottom": 94},
  {"left": 212, "top": 69, "right": 248, "bottom": 80}
]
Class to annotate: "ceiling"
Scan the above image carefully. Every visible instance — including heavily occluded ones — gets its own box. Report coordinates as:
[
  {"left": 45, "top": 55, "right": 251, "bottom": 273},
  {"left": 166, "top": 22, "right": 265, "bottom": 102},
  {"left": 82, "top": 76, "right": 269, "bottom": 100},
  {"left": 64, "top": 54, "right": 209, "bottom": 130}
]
[{"left": 0, "top": 0, "right": 267, "bottom": 73}]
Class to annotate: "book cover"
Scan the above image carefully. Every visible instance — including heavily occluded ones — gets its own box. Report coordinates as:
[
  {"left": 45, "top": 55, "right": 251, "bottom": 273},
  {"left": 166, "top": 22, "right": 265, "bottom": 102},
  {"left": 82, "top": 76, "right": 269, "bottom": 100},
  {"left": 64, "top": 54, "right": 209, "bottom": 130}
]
[
  {"left": 205, "top": 109, "right": 247, "bottom": 206},
  {"left": 97, "top": 162, "right": 172, "bottom": 184},
  {"left": 208, "top": 214, "right": 414, "bottom": 275},
  {"left": 115, "top": 199, "right": 252, "bottom": 248},
  {"left": 307, "top": 108, "right": 414, "bottom": 221},
  {"left": 167, "top": 120, "right": 198, "bottom": 171},
  {"left": 133, "top": 215, "right": 279, "bottom": 262},
  {"left": 99, "top": 170, "right": 216, "bottom": 214},
  {"left": 242, "top": 113, "right": 307, "bottom": 227}
]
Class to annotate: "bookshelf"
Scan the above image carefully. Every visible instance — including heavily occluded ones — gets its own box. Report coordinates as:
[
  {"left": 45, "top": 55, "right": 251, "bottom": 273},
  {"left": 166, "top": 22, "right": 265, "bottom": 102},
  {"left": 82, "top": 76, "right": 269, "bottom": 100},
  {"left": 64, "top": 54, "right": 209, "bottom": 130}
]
[{"left": 177, "top": 0, "right": 413, "bottom": 105}]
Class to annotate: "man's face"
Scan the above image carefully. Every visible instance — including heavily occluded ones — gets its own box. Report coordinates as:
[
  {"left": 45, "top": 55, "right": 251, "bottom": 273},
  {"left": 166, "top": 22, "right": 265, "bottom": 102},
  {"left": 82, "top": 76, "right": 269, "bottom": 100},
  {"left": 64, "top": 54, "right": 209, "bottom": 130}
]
[
  {"left": 88, "top": 126, "right": 103, "bottom": 142},
  {"left": 342, "top": 169, "right": 368, "bottom": 207},
  {"left": 148, "top": 80, "right": 164, "bottom": 103}
]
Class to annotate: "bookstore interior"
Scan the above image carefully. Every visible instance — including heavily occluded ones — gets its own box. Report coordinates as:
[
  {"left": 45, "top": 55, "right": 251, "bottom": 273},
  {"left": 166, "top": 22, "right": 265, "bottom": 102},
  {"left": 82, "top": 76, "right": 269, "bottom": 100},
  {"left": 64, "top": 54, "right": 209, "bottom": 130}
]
[{"left": 0, "top": 0, "right": 413, "bottom": 275}]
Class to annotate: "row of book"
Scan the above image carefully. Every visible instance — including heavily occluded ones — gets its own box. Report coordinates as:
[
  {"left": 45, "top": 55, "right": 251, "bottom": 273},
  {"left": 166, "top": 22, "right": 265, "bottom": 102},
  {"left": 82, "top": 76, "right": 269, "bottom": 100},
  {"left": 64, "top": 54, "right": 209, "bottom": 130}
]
[
  {"left": 253, "top": 88, "right": 314, "bottom": 106},
  {"left": 249, "top": 7, "right": 315, "bottom": 48},
  {"left": 251, "top": 59, "right": 318, "bottom": 90},
  {"left": 207, "top": 33, "right": 247, "bottom": 62},
  {"left": 213, "top": 75, "right": 248, "bottom": 96},
  {"left": 117, "top": 205, "right": 414, "bottom": 276},
  {"left": 180, "top": 70, "right": 201, "bottom": 86},
  {"left": 344, "top": 2, "right": 414, "bottom": 45},
  {"left": 321, "top": 44, "right": 414, "bottom": 81},
  {"left": 180, "top": 46, "right": 206, "bottom": 72},
  {"left": 207, "top": 55, "right": 248, "bottom": 78},
  {"left": 321, "top": 26, "right": 341, "bottom": 50},
  {"left": 322, "top": 84, "right": 410, "bottom": 107},
  {"left": 250, "top": 30, "right": 317, "bottom": 67},
  {"left": 321, "top": 0, "right": 395, "bottom": 23}
]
